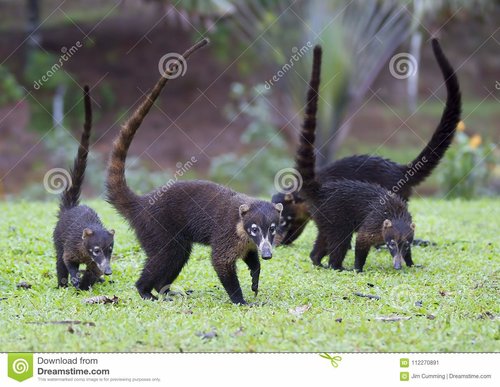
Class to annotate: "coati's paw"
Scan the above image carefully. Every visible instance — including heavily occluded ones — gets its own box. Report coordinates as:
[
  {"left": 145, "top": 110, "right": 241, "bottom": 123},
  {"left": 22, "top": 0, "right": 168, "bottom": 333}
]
[
  {"left": 70, "top": 277, "right": 80, "bottom": 288},
  {"left": 138, "top": 289, "right": 158, "bottom": 301},
  {"left": 97, "top": 277, "right": 105, "bottom": 283},
  {"left": 251, "top": 284, "right": 259, "bottom": 295},
  {"left": 328, "top": 265, "right": 346, "bottom": 271},
  {"left": 232, "top": 299, "right": 247, "bottom": 306},
  {"left": 58, "top": 278, "right": 69, "bottom": 288},
  {"left": 77, "top": 282, "right": 91, "bottom": 291}
]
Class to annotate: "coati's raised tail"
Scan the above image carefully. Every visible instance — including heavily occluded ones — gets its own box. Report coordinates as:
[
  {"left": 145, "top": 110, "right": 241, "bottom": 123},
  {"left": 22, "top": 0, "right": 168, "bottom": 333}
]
[
  {"left": 293, "top": 46, "right": 416, "bottom": 271},
  {"left": 295, "top": 45, "right": 322, "bottom": 197},
  {"left": 403, "top": 38, "right": 461, "bottom": 187},
  {"left": 54, "top": 86, "right": 115, "bottom": 290},
  {"left": 106, "top": 38, "right": 210, "bottom": 219},
  {"left": 59, "top": 85, "right": 92, "bottom": 212},
  {"left": 106, "top": 39, "right": 284, "bottom": 304},
  {"left": 275, "top": 39, "right": 461, "bottom": 246}
]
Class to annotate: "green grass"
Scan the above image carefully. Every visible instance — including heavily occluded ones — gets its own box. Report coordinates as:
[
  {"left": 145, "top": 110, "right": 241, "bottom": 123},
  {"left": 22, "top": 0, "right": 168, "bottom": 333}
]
[{"left": 0, "top": 199, "right": 499, "bottom": 352}]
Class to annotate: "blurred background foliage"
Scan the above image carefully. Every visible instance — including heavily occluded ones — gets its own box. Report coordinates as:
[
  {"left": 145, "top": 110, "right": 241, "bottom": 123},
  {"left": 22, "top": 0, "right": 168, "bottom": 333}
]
[{"left": 0, "top": 0, "right": 498, "bottom": 200}]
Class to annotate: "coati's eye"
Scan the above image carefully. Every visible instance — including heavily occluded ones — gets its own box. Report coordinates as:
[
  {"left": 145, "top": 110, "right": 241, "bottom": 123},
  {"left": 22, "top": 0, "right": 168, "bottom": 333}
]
[
  {"left": 269, "top": 223, "right": 276, "bottom": 235},
  {"left": 387, "top": 240, "right": 396, "bottom": 249},
  {"left": 280, "top": 218, "right": 287, "bottom": 227},
  {"left": 250, "top": 224, "right": 259, "bottom": 236},
  {"left": 93, "top": 246, "right": 101, "bottom": 255}
]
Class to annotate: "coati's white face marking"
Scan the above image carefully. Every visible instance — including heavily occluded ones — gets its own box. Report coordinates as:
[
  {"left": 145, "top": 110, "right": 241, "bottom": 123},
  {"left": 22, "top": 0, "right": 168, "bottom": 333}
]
[
  {"left": 246, "top": 222, "right": 278, "bottom": 260},
  {"left": 250, "top": 223, "right": 258, "bottom": 237}
]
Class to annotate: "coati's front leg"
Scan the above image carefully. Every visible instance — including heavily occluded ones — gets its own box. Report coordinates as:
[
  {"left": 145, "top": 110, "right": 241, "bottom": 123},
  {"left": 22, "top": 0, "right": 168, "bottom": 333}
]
[
  {"left": 243, "top": 249, "right": 260, "bottom": 295},
  {"left": 212, "top": 249, "right": 245, "bottom": 305},
  {"left": 79, "top": 264, "right": 101, "bottom": 291},
  {"left": 63, "top": 254, "right": 80, "bottom": 288},
  {"left": 354, "top": 241, "right": 370, "bottom": 273},
  {"left": 354, "top": 234, "right": 371, "bottom": 272},
  {"left": 403, "top": 248, "right": 414, "bottom": 267},
  {"left": 56, "top": 252, "right": 69, "bottom": 287}
]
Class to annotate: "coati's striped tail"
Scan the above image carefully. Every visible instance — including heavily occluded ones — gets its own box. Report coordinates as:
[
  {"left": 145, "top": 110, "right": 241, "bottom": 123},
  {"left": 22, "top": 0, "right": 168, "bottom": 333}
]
[
  {"left": 106, "top": 38, "right": 209, "bottom": 218},
  {"left": 59, "top": 85, "right": 92, "bottom": 211},
  {"left": 295, "top": 45, "right": 322, "bottom": 197},
  {"left": 404, "top": 38, "right": 461, "bottom": 187}
]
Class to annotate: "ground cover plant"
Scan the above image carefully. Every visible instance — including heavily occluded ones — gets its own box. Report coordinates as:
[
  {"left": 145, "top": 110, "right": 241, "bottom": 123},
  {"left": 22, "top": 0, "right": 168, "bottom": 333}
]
[{"left": 0, "top": 199, "right": 498, "bottom": 352}]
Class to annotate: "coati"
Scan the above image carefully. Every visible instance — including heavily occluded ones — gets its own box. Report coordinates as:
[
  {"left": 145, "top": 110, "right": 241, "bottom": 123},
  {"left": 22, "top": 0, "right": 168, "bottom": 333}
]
[
  {"left": 105, "top": 38, "right": 283, "bottom": 304},
  {"left": 274, "top": 38, "right": 461, "bottom": 246},
  {"left": 53, "top": 86, "right": 115, "bottom": 290},
  {"left": 296, "top": 45, "right": 415, "bottom": 271}
]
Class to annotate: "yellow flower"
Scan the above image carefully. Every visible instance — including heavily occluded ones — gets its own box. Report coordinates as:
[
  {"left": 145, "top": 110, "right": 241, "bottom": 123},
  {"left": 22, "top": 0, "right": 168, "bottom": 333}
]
[
  {"left": 469, "top": 134, "right": 482, "bottom": 149},
  {"left": 456, "top": 121, "right": 466, "bottom": 132}
]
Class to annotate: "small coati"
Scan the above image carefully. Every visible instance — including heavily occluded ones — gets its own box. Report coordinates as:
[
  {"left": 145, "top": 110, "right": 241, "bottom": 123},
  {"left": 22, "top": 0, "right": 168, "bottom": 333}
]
[
  {"left": 274, "top": 39, "right": 461, "bottom": 246},
  {"left": 105, "top": 38, "right": 283, "bottom": 304},
  {"left": 296, "top": 45, "right": 415, "bottom": 271},
  {"left": 53, "top": 86, "right": 115, "bottom": 290}
]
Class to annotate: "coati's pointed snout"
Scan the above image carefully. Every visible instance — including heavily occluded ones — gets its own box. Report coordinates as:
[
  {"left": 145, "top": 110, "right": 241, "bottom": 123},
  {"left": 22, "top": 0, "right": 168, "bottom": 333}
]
[
  {"left": 393, "top": 254, "right": 403, "bottom": 270},
  {"left": 103, "top": 265, "right": 113, "bottom": 276},
  {"left": 261, "top": 245, "right": 273, "bottom": 260}
]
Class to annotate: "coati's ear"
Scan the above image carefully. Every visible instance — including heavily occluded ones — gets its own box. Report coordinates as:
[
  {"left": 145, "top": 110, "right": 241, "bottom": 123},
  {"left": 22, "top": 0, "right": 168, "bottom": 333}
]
[
  {"left": 274, "top": 203, "right": 283, "bottom": 212},
  {"left": 82, "top": 228, "right": 93, "bottom": 239},
  {"left": 108, "top": 229, "right": 115, "bottom": 236},
  {"left": 239, "top": 204, "right": 250, "bottom": 218},
  {"left": 383, "top": 219, "right": 392, "bottom": 229},
  {"left": 283, "top": 193, "right": 294, "bottom": 203},
  {"left": 410, "top": 223, "right": 416, "bottom": 231}
]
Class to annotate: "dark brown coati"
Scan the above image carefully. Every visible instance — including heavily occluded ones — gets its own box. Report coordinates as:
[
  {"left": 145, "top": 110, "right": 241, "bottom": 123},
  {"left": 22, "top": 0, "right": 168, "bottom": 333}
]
[
  {"left": 274, "top": 38, "right": 461, "bottom": 246},
  {"left": 53, "top": 86, "right": 115, "bottom": 290},
  {"left": 296, "top": 45, "right": 416, "bottom": 271},
  {"left": 105, "top": 39, "right": 283, "bottom": 304}
]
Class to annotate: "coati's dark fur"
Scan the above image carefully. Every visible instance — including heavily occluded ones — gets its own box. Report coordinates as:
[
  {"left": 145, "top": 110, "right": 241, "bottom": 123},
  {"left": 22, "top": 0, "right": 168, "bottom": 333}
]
[
  {"left": 295, "top": 45, "right": 415, "bottom": 271},
  {"left": 275, "top": 39, "right": 461, "bottom": 246},
  {"left": 105, "top": 39, "right": 283, "bottom": 304},
  {"left": 53, "top": 86, "right": 115, "bottom": 290}
]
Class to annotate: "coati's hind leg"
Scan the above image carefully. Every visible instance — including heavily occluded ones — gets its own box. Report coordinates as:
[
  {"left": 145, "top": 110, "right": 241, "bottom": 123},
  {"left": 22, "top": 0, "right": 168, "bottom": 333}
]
[
  {"left": 136, "top": 239, "right": 192, "bottom": 300},
  {"left": 243, "top": 249, "right": 260, "bottom": 296},
  {"left": 310, "top": 231, "right": 327, "bottom": 266},
  {"left": 211, "top": 247, "right": 245, "bottom": 305}
]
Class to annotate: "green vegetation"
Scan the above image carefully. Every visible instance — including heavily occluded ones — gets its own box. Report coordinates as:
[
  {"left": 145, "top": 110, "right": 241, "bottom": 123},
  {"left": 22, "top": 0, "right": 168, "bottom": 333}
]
[{"left": 0, "top": 199, "right": 498, "bottom": 352}]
